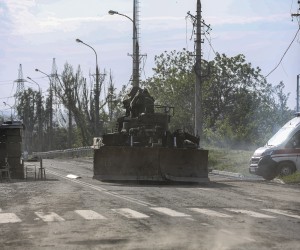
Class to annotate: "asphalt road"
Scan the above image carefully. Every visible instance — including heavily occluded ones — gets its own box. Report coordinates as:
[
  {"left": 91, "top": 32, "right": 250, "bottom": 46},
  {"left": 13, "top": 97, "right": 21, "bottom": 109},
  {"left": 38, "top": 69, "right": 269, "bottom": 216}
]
[{"left": 0, "top": 158, "right": 300, "bottom": 250}]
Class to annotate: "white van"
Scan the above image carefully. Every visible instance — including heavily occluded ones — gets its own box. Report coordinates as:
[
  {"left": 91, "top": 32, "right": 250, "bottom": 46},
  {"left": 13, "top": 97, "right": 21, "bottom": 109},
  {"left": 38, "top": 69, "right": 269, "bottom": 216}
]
[{"left": 249, "top": 114, "right": 300, "bottom": 180}]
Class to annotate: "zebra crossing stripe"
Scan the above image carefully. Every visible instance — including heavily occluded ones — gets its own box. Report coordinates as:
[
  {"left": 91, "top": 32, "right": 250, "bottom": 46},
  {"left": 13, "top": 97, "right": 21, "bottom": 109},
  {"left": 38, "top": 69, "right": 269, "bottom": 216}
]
[
  {"left": 150, "top": 207, "right": 191, "bottom": 217},
  {"left": 190, "top": 208, "right": 232, "bottom": 218},
  {"left": 112, "top": 208, "right": 149, "bottom": 219},
  {"left": 225, "top": 209, "right": 275, "bottom": 218},
  {"left": 35, "top": 212, "right": 65, "bottom": 222},
  {"left": 262, "top": 209, "right": 300, "bottom": 219},
  {"left": 0, "top": 208, "right": 2, "bottom": 212},
  {"left": 75, "top": 210, "right": 106, "bottom": 220},
  {"left": 0, "top": 213, "right": 22, "bottom": 223}
]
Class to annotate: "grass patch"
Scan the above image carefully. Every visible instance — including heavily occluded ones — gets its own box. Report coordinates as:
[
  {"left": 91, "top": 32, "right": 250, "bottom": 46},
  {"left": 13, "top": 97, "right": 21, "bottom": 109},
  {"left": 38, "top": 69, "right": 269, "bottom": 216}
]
[
  {"left": 208, "top": 147, "right": 300, "bottom": 183},
  {"left": 208, "top": 147, "right": 254, "bottom": 176},
  {"left": 279, "top": 172, "right": 300, "bottom": 184}
]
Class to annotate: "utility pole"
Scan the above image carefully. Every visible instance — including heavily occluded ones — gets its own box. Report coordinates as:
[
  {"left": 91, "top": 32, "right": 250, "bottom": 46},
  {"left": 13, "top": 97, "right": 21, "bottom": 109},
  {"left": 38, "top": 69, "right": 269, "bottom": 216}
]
[
  {"left": 292, "top": 1, "right": 300, "bottom": 112},
  {"left": 132, "top": 0, "right": 140, "bottom": 87},
  {"left": 291, "top": 1, "right": 300, "bottom": 20},
  {"left": 195, "top": 0, "right": 202, "bottom": 141},
  {"left": 187, "top": 0, "right": 211, "bottom": 145}
]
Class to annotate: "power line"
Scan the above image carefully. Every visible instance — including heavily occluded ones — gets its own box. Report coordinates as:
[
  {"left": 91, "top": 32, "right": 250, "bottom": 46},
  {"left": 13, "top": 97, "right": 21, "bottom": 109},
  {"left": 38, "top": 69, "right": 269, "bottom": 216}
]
[
  {"left": 266, "top": 27, "right": 300, "bottom": 78},
  {"left": 203, "top": 32, "right": 217, "bottom": 57},
  {"left": 0, "top": 96, "right": 14, "bottom": 100}
]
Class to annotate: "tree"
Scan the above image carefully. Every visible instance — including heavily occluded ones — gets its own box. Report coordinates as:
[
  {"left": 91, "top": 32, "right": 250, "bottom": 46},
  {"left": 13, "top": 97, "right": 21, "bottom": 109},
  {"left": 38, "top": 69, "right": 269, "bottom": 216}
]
[
  {"left": 143, "top": 49, "right": 292, "bottom": 148},
  {"left": 15, "top": 88, "right": 40, "bottom": 153},
  {"left": 54, "top": 62, "right": 108, "bottom": 146},
  {"left": 142, "top": 49, "right": 195, "bottom": 132}
]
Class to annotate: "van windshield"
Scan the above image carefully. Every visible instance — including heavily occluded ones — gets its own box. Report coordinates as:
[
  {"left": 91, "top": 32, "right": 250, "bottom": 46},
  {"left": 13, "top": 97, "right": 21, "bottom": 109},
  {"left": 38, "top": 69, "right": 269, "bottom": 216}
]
[{"left": 267, "top": 127, "right": 294, "bottom": 146}]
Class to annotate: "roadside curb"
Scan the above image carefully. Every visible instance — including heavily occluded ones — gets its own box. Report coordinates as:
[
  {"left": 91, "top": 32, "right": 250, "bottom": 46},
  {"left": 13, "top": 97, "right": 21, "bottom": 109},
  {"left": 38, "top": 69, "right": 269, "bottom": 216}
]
[
  {"left": 211, "top": 170, "right": 245, "bottom": 178},
  {"left": 273, "top": 178, "right": 285, "bottom": 184},
  {"left": 211, "top": 170, "right": 286, "bottom": 184}
]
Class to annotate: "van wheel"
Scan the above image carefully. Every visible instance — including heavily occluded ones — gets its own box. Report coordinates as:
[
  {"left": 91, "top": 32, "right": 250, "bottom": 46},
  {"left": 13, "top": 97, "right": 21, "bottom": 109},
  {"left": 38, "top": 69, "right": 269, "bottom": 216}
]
[
  {"left": 278, "top": 162, "right": 295, "bottom": 177},
  {"left": 262, "top": 172, "right": 277, "bottom": 181}
]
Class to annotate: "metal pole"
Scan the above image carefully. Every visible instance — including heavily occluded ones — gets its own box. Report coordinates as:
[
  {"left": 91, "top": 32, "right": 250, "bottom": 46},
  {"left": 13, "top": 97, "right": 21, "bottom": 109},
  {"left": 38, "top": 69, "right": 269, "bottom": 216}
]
[
  {"left": 108, "top": 10, "right": 139, "bottom": 88},
  {"left": 76, "top": 39, "right": 100, "bottom": 136},
  {"left": 297, "top": 74, "right": 300, "bottom": 112},
  {"left": 132, "top": 0, "right": 139, "bottom": 87},
  {"left": 35, "top": 69, "right": 53, "bottom": 150},
  {"left": 27, "top": 77, "right": 43, "bottom": 151},
  {"left": 195, "top": 0, "right": 203, "bottom": 142}
]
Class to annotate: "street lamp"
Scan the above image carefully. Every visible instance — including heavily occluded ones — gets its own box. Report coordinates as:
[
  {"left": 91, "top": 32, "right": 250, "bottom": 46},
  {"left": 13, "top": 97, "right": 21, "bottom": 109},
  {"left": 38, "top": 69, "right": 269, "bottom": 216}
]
[
  {"left": 27, "top": 76, "right": 43, "bottom": 151},
  {"left": 109, "top": 9, "right": 140, "bottom": 88},
  {"left": 3, "top": 102, "right": 13, "bottom": 121},
  {"left": 27, "top": 77, "right": 41, "bottom": 92},
  {"left": 35, "top": 68, "right": 53, "bottom": 150},
  {"left": 297, "top": 74, "right": 300, "bottom": 113},
  {"left": 76, "top": 38, "right": 101, "bottom": 136}
]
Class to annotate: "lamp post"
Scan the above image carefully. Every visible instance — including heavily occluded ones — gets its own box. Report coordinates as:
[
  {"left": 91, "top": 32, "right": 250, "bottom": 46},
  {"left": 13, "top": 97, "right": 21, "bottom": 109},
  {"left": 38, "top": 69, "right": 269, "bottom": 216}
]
[
  {"left": 27, "top": 77, "right": 43, "bottom": 151},
  {"left": 108, "top": 9, "right": 140, "bottom": 88},
  {"left": 27, "top": 77, "right": 41, "bottom": 92},
  {"left": 35, "top": 68, "right": 53, "bottom": 150},
  {"left": 0, "top": 110, "right": 4, "bottom": 123},
  {"left": 3, "top": 102, "right": 13, "bottom": 121},
  {"left": 76, "top": 38, "right": 101, "bottom": 136},
  {"left": 297, "top": 74, "right": 300, "bottom": 113}
]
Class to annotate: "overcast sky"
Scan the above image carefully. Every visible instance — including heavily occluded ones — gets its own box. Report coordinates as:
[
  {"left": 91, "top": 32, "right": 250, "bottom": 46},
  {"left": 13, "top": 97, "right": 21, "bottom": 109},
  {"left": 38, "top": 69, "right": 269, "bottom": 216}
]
[{"left": 0, "top": 0, "right": 299, "bottom": 115}]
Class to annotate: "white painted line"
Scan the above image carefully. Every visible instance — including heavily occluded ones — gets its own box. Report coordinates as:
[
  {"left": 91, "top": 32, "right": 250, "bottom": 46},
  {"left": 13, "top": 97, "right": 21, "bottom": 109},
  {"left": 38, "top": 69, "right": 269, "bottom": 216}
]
[
  {"left": 201, "top": 223, "right": 212, "bottom": 227},
  {"left": 243, "top": 237, "right": 256, "bottom": 242},
  {"left": 150, "top": 207, "right": 191, "bottom": 217},
  {"left": 190, "top": 208, "right": 232, "bottom": 218},
  {"left": 47, "top": 170, "right": 155, "bottom": 207},
  {"left": 0, "top": 208, "right": 2, "bottom": 212},
  {"left": 75, "top": 210, "right": 106, "bottom": 220},
  {"left": 66, "top": 174, "right": 81, "bottom": 179},
  {"left": 220, "top": 229, "right": 256, "bottom": 242},
  {"left": 35, "top": 212, "right": 65, "bottom": 222},
  {"left": 0, "top": 213, "right": 22, "bottom": 223},
  {"left": 246, "top": 198, "right": 264, "bottom": 202},
  {"left": 112, "top": 208, "right": 149, "bottom": 219},
  {"left": 220, "top": 229, "right": 235, "bottom": 235},
  {"left": 225, "top": 209, "right": 275, "bottom": 218},
  {"left": 262, "top": 209, "right": 300, "bottom": 219}
]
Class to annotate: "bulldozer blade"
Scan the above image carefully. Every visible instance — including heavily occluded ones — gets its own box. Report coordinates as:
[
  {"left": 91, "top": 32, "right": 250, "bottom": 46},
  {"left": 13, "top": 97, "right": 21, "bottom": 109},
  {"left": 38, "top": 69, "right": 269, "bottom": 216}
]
[{"left": 94, "top": 146, "right": 209, "bottom": 183}]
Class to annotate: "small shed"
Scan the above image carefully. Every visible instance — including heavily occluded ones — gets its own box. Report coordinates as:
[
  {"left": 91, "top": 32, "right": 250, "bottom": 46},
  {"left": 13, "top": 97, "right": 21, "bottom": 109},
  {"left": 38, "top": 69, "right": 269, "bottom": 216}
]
[{"left": 0, "top": 121, "right": 24, "bottom": 179}]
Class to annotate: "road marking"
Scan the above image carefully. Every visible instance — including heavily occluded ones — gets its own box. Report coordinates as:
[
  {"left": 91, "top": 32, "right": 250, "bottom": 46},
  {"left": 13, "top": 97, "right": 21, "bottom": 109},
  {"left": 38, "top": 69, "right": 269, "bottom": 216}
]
[
  {"left": 246, "top": 198, "right": 264, "bottom": 202},
  {"left": 47, "top": 170, "right": 155, "bottom": 207},
  {"left": 0, "top": 213, "right": 22, "bottom": 223},
  {"left": 112, "top": 208, "right": 150, "bottom": 219},
  {"left": 225, "top": 209, "right": 275, "bottom": 218},
  {"left": 35, "top": 212, "right": 65, "bottom": 222},
  {"left": 262, "top": 209, "right": 300, "bottom": 219},
  {"left": 243, "top": 237, "right": 256, "bottom": 242},
  {"left": 0, "top": 208, "right": 2, "bottom": 212},
  {"left": 75, "top": 210, "right": 106, "bottom": 220},
  {"left": 150, "top": 207, "right": 191, "bottom": 217},
  {"left": 201, "top": 222, "right": 212, "bottom": 227},
  {"left": 219, "top": 230, "right": 256, "bottom": 242},
  {"left": 220, "top": 229, "right": 234, "bottom": 235},
  {"left": 190, "top": 208, "right": 232, "bottom": 218}
]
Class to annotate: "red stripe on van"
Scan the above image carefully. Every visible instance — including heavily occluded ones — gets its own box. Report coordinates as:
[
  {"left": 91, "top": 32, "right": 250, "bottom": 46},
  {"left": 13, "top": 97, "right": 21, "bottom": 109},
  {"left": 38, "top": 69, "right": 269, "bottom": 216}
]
[{"left": 273, "top": 148, "right": 300, "bottom": 154}]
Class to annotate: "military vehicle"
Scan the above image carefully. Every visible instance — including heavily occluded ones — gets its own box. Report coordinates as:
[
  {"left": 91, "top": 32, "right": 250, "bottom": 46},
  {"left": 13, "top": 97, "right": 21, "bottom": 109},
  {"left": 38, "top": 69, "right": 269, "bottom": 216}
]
[{"left": 93, "top": 86, "right": 209, "bottom": 183}]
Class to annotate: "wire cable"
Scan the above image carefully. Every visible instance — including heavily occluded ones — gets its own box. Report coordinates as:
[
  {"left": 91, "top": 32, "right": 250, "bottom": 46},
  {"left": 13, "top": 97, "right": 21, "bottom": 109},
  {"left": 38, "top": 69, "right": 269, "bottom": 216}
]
[
  {"left": 204, "top": 32, "right": 217, "bottom": 57},
  {"left": 266, "top": 27, "right": 300, "bottom": 78}
]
